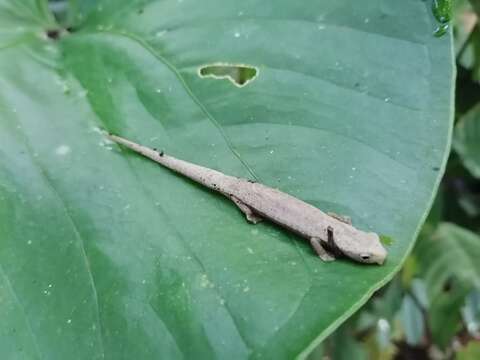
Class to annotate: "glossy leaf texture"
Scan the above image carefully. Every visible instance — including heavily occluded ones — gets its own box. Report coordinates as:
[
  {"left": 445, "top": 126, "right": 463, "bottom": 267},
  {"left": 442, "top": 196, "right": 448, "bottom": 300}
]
[{"left": 0, "top": 0, "right": 454, "bottom": 359}]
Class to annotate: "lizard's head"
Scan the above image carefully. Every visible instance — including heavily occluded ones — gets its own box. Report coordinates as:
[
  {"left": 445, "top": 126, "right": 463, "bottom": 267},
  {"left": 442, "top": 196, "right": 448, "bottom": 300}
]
[{"left": 337, "top": 230, "right": 387, "bottom": 265}]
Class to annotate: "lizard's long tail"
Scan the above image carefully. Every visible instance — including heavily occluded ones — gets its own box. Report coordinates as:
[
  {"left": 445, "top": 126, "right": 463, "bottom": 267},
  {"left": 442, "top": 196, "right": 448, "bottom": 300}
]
[{"left": 108, "top": 134, "right": 233, "bottom": 191}]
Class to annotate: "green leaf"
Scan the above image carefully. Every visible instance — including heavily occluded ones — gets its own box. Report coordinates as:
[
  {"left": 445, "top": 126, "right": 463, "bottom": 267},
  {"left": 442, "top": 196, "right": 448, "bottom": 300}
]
[
  {"left": 0, "top": 0, "right": 454, "bottom": 359},
  {"left": 416, "top": 223, "right": 480, "bottom": 298},
  {"left": 454, "top": 103, "right": 480, "bottom": 178},
  {"left": 415, "top": 223, "right": 480, "bottom": 348},
  {"left": 429, "top": 280, "right": 469, "bottom": 349}
]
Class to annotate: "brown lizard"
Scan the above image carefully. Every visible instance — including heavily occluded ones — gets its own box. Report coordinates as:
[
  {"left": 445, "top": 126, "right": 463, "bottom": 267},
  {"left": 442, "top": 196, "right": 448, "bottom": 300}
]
[{"left": 108, "top": 134, "right": 387, "bottom": 265}]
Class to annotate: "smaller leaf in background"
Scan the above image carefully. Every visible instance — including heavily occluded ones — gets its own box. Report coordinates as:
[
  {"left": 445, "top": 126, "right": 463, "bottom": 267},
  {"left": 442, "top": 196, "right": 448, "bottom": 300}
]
[
  {"left": 400, "top": 295, "right": 425, "bottom": 346},
  {"left": 415, "top": 223, "right": 480, "bottom": 299},
  {"left": 454, "top": 103, "right": 480, "bottom": 179},
  {"left": 456, "top": 340, "right": 480, "bottom": 360},
  {"left": 429, "top": 280, "right": 470, "bottom": 349}
]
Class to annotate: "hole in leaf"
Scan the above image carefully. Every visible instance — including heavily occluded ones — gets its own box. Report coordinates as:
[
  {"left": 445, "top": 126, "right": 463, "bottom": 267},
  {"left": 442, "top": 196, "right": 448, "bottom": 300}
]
[
  {"left": 46, "top": 29, "right": 61, "bottom": 40},
  {"left": 198, "top": 63, "right": 258, "bottom": 87}
]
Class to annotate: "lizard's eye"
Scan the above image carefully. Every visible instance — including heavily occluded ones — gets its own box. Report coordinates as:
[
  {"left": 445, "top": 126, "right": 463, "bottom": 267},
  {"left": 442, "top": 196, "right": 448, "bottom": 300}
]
[{"left": 360, "top": 254, "right": 371, "bottom": 260}]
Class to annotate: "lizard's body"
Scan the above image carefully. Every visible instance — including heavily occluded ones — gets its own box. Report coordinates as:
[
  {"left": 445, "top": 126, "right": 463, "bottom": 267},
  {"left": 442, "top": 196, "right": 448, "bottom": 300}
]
[{"left": 109, "top": 134, "right": 387, "bottom": 265}]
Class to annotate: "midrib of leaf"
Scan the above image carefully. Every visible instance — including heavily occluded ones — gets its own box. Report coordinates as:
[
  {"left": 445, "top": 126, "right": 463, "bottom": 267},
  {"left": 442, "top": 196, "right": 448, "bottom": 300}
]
[{"left": 75, "top": 28, "right": 260, "bottom": 181}]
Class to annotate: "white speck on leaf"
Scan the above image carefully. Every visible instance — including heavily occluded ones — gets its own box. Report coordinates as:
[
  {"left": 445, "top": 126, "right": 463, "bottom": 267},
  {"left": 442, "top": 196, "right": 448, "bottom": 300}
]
[
  {"left": 55, "top": 145, "right": 71, "bottom": 156},
  {"left": 200, "top": 274, "right": 214, "bottom": 288},
  {"left": 91, "top": 126, "right": 103, "bottom": 135},
  {"left": 67, "top": 319, "right": 72, "bottom": 324},
  {"left": 234, "top": 32, "right": 240, "bottom": 38},
  {"left": 247, "top": 247, "right": 254, "bottom": 254}
]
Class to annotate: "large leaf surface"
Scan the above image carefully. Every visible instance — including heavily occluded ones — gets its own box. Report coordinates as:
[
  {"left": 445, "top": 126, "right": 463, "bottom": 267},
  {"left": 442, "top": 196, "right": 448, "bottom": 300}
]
[{"left": 0, "top": 0, "right": 454, "bottom": 359}]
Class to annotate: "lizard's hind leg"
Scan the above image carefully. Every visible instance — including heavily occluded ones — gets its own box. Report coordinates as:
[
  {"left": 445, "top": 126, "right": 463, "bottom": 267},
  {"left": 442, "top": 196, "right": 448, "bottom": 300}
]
[{"left": 230, "top": 196, "right": 263, "bottom": 224}]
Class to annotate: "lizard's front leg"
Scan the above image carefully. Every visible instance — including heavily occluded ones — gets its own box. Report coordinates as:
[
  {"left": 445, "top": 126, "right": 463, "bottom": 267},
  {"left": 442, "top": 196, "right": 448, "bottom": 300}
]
[
  {"left": 310, "top": 237, "right": 336, "bottom": 262},
  {"left": 230, "top": 195, "right": 263, "bottom": 224}
]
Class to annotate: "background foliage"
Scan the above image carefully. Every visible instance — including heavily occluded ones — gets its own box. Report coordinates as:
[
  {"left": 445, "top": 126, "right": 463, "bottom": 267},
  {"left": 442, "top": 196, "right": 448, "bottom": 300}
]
[{"left": 317, "top": 1, "right": 480, "bottom": 358}]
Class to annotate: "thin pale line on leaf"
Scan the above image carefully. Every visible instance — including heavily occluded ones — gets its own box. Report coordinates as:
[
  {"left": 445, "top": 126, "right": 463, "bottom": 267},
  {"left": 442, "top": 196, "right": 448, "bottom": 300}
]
[
  {"left": 102, "top": 29, "right": 259, "bottom": 182},
  {"left": 13, "top": 126, "right": 106, "bottom": 359},
  {"left": 0, "top": 264, "right": 43, "bottom": 359}
]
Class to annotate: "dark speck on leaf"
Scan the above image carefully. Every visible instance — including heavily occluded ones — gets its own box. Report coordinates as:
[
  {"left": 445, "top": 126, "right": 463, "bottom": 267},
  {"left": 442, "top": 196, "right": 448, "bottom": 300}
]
[
  {"left": 432, "top": 166, "right": 440, "bottom": 171},
  {"left": 248, "top": 179, "right": 256, "bottom": 183},
  {"left": 159, "top": 151, "right": 164, "bottom": 157},
  {"left": 46, "top": 29, "right": 60, "bottom": 40}
]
